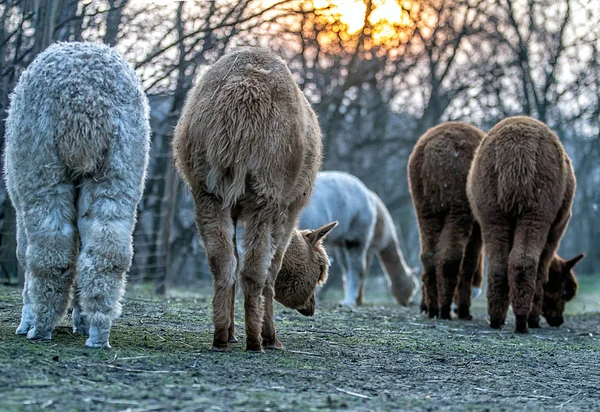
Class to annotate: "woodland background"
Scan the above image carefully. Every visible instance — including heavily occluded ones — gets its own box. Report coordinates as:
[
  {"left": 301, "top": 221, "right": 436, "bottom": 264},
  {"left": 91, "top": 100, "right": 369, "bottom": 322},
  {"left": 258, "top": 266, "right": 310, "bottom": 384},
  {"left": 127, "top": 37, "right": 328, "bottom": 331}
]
[{"left": 0, "top": 0, "right": 598, "bottom": 294}]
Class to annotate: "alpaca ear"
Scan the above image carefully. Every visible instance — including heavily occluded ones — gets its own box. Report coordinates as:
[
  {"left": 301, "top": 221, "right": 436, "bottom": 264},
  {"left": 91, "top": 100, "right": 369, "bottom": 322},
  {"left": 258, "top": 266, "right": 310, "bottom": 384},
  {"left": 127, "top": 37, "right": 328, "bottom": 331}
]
[
  {"left": 566, "top": 254, "right": 585, "bottom": 269},
  {"left": 307, "top": 221, "right": 338, "bottom": 246}
]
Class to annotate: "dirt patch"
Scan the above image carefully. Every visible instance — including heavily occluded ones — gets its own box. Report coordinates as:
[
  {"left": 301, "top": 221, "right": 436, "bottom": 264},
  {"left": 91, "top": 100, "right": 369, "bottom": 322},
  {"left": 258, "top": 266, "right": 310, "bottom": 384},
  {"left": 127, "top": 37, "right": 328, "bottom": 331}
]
[{"left": 1, "top": 282, "right": 599, "bottom": 411}]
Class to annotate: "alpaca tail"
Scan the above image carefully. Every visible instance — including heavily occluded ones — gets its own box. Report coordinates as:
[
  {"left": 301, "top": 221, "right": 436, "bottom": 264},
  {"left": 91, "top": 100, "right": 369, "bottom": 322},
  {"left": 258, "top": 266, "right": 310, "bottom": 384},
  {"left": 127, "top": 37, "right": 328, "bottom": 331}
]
[
  {"left": 494, "top": 137, "right": 541, "bottom": 214},
  {"left": 204, "top": 64, "right": 277, "bottom": 208},
  {"left": 420, "top": 139, "right": 456, "bottom": 212},
  {"left": 55, "top": 88, "right": 112, "bottom": 176}
]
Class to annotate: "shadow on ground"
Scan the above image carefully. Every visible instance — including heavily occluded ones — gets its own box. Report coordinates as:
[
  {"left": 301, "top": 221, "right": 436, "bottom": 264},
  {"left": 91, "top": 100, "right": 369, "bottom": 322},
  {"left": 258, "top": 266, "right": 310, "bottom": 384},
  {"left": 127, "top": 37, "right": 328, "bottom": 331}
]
[{"left": 1, "top": 278, "right": 599, "bottom": 411}]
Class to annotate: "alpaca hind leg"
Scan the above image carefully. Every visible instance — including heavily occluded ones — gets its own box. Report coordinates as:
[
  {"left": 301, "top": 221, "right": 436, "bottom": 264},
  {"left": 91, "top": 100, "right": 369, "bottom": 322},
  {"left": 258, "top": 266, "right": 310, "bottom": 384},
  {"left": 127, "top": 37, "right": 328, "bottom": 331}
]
[
  {"left": 240, "top": 211, "right": 275, "bottom": 352},
  {"left": 194, "top": 192, "right": 237, "bottom": 351},
  {"left": 509, "top": 218, "right": 551, "bottom": 333},
  {"left": 482, "top": 219, "right": 511, "bottom": 329},
  {"left": 455, "top": 222, "right": 483, "bottom": 320},
  {"left": 22, "top": 184, "right": 78, "bottom": 341},
  {"left": 15, "top": 216, "right": 35, "bottom": 335},
  {"left": 76, "top": 178, "right": 139, "bottom": 348}
]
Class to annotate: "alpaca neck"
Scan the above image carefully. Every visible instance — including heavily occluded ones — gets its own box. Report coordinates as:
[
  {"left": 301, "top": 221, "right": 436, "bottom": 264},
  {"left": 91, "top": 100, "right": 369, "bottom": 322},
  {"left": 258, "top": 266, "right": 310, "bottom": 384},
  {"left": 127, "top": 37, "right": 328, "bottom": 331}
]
[{"left": 378, "top": 237, "right": 412, "bottom": 285}]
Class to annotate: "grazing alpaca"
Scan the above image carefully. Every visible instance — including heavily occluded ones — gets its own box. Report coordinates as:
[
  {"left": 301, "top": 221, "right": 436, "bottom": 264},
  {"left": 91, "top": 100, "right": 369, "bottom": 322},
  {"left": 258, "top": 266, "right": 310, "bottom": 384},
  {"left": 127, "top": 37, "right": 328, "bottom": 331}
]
[
  {"left": 299, "top": 171, "right": 418, "bottom": 306},
  {"left": 408, "top": 122, "right": 485, "bottom": 320},
  {"left": 4, "top": 42, "right": 150, "bottom": 348},
  {"left": 467, "top": 116, "right": 584, "bottom": 333},
  {"left": 172, "top": 47, "right": 337, "bottom": 352}
]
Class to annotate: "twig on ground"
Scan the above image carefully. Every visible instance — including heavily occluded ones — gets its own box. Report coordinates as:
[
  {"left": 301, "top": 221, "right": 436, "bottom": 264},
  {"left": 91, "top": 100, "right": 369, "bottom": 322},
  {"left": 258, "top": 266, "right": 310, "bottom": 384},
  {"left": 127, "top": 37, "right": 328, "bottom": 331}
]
[
  {"left": 335, "top": 387, "right": 370, "bottom": 399},
  {"left": 287, "top": 350, "right": 322, "bottom": 357},
  {"left": 558, "top": 392, "right": 582, "bottom": 409},
  {"left": 89, "top": 364, "right": 186, "bottom": 374}
]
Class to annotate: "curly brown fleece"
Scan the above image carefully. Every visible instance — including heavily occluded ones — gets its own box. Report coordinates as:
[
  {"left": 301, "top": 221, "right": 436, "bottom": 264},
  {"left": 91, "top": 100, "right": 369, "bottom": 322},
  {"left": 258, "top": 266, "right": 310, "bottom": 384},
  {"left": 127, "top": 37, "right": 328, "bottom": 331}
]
[
  {"left": 408, "top": 122, "right": 484, "bottom": 320},
  {"left": 467, "top": 116, "right": 583, "bottom": 333},
  {"left": 172, "top": 47, "right": 337, "bottom": 352}
]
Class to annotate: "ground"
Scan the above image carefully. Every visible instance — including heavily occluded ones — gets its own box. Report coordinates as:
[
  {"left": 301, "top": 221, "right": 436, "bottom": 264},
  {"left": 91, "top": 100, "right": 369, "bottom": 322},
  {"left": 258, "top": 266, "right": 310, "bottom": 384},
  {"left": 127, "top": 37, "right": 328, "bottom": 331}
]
[{"left": 1, "top": 275, "right": 599, "bottom": 412}]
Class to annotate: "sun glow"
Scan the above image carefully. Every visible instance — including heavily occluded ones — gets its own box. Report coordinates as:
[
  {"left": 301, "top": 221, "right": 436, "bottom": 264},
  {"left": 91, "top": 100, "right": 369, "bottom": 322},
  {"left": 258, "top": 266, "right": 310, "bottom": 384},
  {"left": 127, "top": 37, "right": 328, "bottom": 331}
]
[{"left": 313, "top": 0, "right": 420, "bottom": 46}]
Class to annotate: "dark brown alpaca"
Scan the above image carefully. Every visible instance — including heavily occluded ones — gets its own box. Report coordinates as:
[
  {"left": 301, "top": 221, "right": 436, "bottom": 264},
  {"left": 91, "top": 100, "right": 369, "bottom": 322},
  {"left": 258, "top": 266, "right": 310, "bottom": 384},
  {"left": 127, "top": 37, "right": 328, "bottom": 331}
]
[
  {"left": 467, "top": 116, "right": 584, "bottom": 333},
  {"left": 172, "top": 47, "right": 337, "bottom": 352},
  {"left": 408, "top": 122, "right": 484, "bottom": 320}
]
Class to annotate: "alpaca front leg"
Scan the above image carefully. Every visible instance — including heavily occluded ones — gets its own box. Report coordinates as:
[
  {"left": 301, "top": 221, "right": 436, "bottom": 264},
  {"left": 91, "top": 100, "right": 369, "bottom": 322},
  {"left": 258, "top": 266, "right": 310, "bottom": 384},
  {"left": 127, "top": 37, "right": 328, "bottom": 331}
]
[
  {"left": 455, "top": 222, "right": 483, "bottom": 320},
  {"left": 340, "top": 247, "right": 367, "bottom": 306},
  {"left": 261, "top": 282, "right": 282, "bottom": 350},
  {"left": 241, "top": 217, "right": 275, "bottom": 352},
  {"left": 72, "top": 284, "right": 89, "bottom": 336},
  {"left": 228, "top": 281, "right": 238, "bottom": 343}
]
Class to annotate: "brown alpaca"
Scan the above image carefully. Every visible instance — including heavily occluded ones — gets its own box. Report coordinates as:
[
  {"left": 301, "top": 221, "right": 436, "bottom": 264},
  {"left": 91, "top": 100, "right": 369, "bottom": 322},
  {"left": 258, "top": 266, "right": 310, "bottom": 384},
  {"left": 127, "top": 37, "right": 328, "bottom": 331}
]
[
  {"left": 467, "top": 116, "right": 584, "bottom": 333},
  {"left": 408, "top": 122, "right": 485, "bottom": 320},
  {"left": 172, "top": 47, "right": 337, "bottom": 352}
]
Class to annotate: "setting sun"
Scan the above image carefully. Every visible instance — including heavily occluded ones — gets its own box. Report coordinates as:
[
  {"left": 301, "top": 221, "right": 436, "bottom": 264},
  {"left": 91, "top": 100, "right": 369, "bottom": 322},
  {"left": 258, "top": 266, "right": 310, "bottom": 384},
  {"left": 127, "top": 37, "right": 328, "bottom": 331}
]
[{"left": 313, "top": 0, "right": 419, "bottom": 45}]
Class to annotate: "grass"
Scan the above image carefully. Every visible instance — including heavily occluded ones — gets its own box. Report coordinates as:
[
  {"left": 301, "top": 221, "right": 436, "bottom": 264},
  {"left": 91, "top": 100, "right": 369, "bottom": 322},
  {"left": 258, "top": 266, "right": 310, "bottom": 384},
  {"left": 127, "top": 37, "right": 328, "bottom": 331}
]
[{"left": 0, "top": 275, "right": 599, "bottom": 411}]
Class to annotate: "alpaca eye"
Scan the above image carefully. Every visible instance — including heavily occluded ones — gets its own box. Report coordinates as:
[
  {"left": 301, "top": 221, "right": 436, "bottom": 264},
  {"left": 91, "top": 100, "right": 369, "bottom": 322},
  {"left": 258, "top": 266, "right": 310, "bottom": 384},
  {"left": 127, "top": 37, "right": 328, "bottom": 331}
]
[{"left": 562, "top": 291, "right": 568, "bottom": 301}]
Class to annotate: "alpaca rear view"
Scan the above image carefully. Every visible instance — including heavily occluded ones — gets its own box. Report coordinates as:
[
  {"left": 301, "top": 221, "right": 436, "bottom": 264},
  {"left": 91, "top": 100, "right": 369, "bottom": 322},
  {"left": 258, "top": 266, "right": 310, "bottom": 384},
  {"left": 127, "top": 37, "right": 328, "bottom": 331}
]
[
  {"left": 467, "top": 116, "right": 583, "bottom": 333},
  {"left": 173, "top": 47, "right": 336, "bottom": 352},
  {"left": 408, "top": 122, "right": 484, "bottom": 320},
  {"left": 4, "top": 42, "right": 150, "bottom": 348}
]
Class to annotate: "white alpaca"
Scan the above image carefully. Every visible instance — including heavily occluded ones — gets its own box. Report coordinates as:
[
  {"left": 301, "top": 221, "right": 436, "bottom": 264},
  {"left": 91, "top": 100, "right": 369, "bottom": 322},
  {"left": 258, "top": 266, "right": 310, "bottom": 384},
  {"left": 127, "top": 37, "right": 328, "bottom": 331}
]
[
  {"left": 299, "top": 171, "right": 419, "bottom": 306},
  {"left": 4, "top": 42, "right": 150, "bottom": 348}
]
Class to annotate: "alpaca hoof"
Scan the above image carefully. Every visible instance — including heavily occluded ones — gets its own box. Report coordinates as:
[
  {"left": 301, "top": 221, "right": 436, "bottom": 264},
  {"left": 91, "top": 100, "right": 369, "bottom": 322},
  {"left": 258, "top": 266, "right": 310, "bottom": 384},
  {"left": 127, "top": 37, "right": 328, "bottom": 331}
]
[
  {"left": 72, "top": 310, "right": 90, "bottom": 336},
  {"left": 86, "top": 337, "right": 112, "bottom": 349},
  {"left": 228, "top": 335, "right": 239, "bottom": 344},
  {"left": 27, "top": 327, "right": 52, "bottom": 342},
  {"left": 245, "top": 339, "right": 264, "bottom": 352},
  {"left": 419, "top": 301, "right": 428, "bottom": 314},
  {"left": 86, "top": 325, "right": 111, "bottom": 349},
  {"left": 427, "top": 307, "right": 439, "bottom": 319},
  {"left": 263, "top": 338, "right": 284, "bottom": 350},
  {"left": 209, "top": 345, "right": 231, "bottom": 352},
  {"left": 440, "top": 306, "right": 452, "bottom": 320},
  {"left": 515, "top": 316, "right": 529, "bottom": 334},
  {"left": 245, "top": 348, "right": 266, "bottom": 354},
  {"left": 471, "top": 287, "right": 482, "bottom": 299},
  {"left": 16, "top": 305, "right": 35, "bottom": 335},
  {"left": 514, "top": 325, "right": 529, "bottom": 334},
  {"left": 457, "top": 305, "right": 472, "bottom": 320},
  {"left": 490, "top": 318, "right": 504, "bottom": 329},
  {"left": 528, "top": 318, "right": 541, "bottom": 329}
]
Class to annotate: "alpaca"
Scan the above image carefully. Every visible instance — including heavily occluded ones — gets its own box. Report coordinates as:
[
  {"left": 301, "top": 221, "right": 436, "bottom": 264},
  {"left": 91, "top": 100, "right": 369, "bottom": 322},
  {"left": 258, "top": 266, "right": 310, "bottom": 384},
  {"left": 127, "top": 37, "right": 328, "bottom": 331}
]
[
  {"left": 4, "top": 42, "right": 150, "bottom": 348},
  {"left": 172, "top": 47, "right": 337, "bottom": 352},
  {"left": 299, "top": 171, "right": 419, "bottom": 306},
  {"left": 467, "top": 116, "right": 584, "bottom": 333},
  {"left": 408, "top": 122, "right": 485, "bottom": 320}
]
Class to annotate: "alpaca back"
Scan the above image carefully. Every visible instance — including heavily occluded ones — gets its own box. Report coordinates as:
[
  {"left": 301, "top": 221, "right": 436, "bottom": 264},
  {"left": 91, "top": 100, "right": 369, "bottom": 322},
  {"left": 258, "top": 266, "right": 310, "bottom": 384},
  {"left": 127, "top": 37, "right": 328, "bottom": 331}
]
[
  {"left": 6, "top": 42, "right": 148, "bottom": 177},
  {"left": 299, "top": 171, "right": 376, "bottom": 248},
  {"left": 471, "top": 116, "right": 567, "bottom": 216},
  {"left": 410, "top": 122, "right": 483, "bottom": 214},
  {"left": 175, "top": 47, "right": 318, "bottom": 208}
]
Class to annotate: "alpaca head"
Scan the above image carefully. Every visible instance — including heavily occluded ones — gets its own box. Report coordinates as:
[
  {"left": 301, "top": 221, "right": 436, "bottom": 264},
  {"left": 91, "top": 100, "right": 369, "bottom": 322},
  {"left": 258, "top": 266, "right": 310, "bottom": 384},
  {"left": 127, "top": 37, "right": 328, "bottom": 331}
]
[
  {"left": 542, "top": 253, "right": 584, "bottom": 327},
  {"left": 274, "top": 222, "right": 338, "bottom": 316}
]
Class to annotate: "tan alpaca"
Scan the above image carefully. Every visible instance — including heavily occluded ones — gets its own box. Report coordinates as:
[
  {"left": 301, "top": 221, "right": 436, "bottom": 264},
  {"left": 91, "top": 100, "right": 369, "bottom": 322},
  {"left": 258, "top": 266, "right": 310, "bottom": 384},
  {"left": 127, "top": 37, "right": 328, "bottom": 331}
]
[
  {"left": 467, "top": 116, "right": 584, "bottom": 333},
  {"left": 172, "top": 47, "right": 337, "bottom": 352},
  {"left": 408, "top": 122, "right": 484, "bottom": 320}
]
